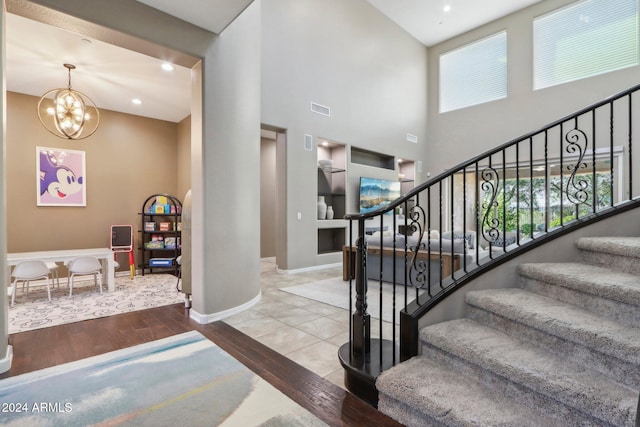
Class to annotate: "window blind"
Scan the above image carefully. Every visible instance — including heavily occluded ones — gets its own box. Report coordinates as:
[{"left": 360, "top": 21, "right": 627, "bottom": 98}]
[
  {"left": 439, "top": 31, "right": 507, "bottom": 113},
  {"left": 534, "top": 0, "right": 639, "bottom": 90}
]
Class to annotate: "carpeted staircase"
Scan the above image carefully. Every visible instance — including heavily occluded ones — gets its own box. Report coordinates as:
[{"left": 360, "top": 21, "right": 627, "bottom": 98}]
[{"left": 376, "top": 236, "right": 640, "bottom": 426}]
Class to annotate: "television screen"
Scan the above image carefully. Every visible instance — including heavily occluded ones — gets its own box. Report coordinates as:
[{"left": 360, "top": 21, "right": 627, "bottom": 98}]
[{"left": 359, "top": 177, "right": 401, "bottom": 214}]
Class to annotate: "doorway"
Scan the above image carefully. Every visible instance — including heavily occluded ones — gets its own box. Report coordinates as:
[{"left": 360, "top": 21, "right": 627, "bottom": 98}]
[{"left": 260, "top": 126, "right": 286, "bottom": 268}]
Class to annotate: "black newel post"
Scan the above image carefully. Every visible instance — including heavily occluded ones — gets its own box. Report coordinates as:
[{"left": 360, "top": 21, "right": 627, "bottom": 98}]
[{"left": 352, "top": 219, "right": 370, "bottom": 355}]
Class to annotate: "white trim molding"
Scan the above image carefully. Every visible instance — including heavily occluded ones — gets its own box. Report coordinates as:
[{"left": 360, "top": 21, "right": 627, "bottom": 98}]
[
  {"left": 277, "top": 262, "right": 341, "bottom": 275},
  {"left": 189, "top": 291, "right": 261, "bottom": 324},
  {"left": 0, "top": 345, "right": 13, "bottom": 374}
]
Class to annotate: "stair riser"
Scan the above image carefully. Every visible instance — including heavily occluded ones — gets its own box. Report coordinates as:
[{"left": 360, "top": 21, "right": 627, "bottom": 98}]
[
  {"left": 578, "top": 250, "right": 640, "bottom": 276},
  {"left": 419, "top": 342, "right": 604, "bottom": 426},
  {"left": 377, "top": 236, "right": 640, "bottom": 425},
  {"left": 377, "top": 395, "right": 448, "bottom": 427},
  {"left": 466, "top": 304, "right": 640, "bottom": 390},
  {"left": 520, "top": 276, "right": 640, "bottom": 328}
]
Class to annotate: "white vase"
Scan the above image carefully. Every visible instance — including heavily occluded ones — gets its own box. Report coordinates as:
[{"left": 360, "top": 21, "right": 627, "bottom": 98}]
[
  {"left": 326, "top": 205, "right": 334, "bottom": 220},
  {"left": 317, "top": 196, "right": 327, "bottom": 220}
]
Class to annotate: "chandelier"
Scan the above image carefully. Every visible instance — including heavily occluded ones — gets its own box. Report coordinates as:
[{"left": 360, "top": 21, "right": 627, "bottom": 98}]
[{"left": 37, "top": 64, "right": 100, "bottom": 140}]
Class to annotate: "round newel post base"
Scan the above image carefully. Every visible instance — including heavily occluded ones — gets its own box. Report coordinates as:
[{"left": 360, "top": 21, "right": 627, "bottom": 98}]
[{"left": 338, "top": 339, "right": 398, "bottom": 407}]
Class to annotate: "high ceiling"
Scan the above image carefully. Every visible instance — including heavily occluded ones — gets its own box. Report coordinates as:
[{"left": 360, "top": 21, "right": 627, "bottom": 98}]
[
  {"left": 6, "top": 13, "right": 193, "bottom": 123},
  {"left": 135, "top": 0, "right": 254, "bottom": 34},
  {"left": 6, "top": 0, "right": 542, "bottom": 123},
  {"left": 366, "top": 0, "right": 543, "bottom": 46}
]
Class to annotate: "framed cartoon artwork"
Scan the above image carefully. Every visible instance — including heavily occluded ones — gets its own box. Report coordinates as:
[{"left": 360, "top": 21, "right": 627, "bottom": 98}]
[{"left": 36, "top": 146, "right": 86, "bottom": 207}]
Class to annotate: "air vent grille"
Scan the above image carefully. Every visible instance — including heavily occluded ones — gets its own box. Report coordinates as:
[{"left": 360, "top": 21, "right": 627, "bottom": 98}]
[
  {"left": 310, "top": 102, "right": 331, "bottom": 117},
  {"left": 406, "top": 134, "right": 418, "bottom": 143}
]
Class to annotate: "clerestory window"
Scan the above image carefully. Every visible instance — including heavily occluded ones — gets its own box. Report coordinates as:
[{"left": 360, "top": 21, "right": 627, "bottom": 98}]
[
  {"left": 439, "top": 31, "right": 507, "bottom": 113},
  {"left": 534, "top": 0, "right": 639, "bottom": 90}
]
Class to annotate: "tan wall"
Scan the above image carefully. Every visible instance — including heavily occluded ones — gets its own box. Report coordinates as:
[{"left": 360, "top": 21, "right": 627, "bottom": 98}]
[{"left": 6, "top": 91, "right": 179, "bottom": 271}]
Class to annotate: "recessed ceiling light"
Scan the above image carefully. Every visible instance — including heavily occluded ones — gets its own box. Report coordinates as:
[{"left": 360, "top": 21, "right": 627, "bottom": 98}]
[
  {"left": 161, "top": 63, "right": 174, "bottom": 71},
  {"left": 132, "top": 98, "right": 142, "bottom": 105},
  {"left": 443, "top": 4, "right": 452, "bottom": 12}
]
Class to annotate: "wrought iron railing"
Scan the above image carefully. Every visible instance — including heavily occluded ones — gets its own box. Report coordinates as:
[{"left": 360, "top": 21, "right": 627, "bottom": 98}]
[{"left": 342, "top": 83, "right": 640, "bottom": 377}]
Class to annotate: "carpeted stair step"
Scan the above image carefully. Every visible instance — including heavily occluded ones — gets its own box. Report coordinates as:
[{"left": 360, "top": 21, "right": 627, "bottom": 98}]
[
  {"left": 376, "top": 355, "right": 561, "bottom": 427},
  {"left": 420, "top": 318, "right": 638, "bottom": 426},
  {"left": 465, "top": 287, "right": 640, "bottom": 389},
  {"left": 517, "top": 262, "right": 640, "bottom": 327},
  {"left": 576, "top": 237, "right": 640, "bottom": 276}
]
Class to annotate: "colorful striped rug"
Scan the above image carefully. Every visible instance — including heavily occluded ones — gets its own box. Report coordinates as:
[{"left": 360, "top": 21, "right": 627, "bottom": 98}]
[{"left": 0, "top": 331, "right": 326, "bottom": 426}]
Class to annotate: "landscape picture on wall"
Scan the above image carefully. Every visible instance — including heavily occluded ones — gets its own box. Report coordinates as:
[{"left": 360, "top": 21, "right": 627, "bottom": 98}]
[
  {"left": 359, "top": 177, "right": 401, "bottom": 215},
  {"left": 36, "top": 146, "right": 86, "bottom": 207}
]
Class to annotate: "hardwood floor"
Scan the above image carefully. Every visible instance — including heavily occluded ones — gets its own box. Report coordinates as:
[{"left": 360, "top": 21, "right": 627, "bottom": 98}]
[{"left": 2, "top": 303, "right": 402, "bottom": 427}]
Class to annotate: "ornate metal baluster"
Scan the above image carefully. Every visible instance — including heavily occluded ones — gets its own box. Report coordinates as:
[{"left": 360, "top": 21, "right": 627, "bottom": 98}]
[
  {"left": 481, "top": 166, "right": 501, "bottom": 246},
  {"left": 407, "top": 204, "right": 427, "bottom": 290},
  {"left": 564, "top": 128, "right": 590, "bottom": 207}
]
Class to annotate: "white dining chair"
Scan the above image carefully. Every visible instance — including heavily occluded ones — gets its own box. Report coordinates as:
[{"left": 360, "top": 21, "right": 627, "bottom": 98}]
[
  {"left": 68, "top": 256, "right": 103, "bottom": 297},
  {"left": 10, "top": 260, "right": 52, "bottom": 307},
  {"left": 46, "top": 261, "right": 60, "bottom": 288}
]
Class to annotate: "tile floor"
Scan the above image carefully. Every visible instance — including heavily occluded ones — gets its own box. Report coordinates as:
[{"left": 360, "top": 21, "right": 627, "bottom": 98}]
[
  {"left": 10, "top": 259, "right": 394, "bottom": 391},
  {"left": 224, "top": 259, "right": 354, "bottom": 388}
]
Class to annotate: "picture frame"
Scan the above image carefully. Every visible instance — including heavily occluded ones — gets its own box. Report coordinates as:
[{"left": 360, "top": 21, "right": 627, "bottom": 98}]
[{"left": 36, "top": 146, "right": 86, "bottom": 207}]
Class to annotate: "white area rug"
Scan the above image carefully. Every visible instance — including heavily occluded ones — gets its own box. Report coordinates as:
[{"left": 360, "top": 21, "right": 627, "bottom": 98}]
[
  {"left": 281, "top": 276, "right": 423, "bottom": 324},
  {"left": 9, "top": 274, "right": 184, "bottom": 334}
]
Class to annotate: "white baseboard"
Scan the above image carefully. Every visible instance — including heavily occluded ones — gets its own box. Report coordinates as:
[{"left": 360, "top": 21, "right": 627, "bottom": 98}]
[
  {"left": 189, "top": 291, "right": 262, "bottom": 324},
  {"left": 0, "top": 345, "right": 13, "bottom": 374},
  {"left": 277, "top": 262, "right": 342, "bottom": 275}
]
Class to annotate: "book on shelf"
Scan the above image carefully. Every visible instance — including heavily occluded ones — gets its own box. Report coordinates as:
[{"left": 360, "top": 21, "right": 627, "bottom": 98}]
[
  {"left": 144, "top": 222, "right": 156, "bottom": 232},
  {"left": 164, "top": 237, "right": 176, "bottom": 249},
  {"left": 145, "top": 240, "right": 164, "bottom": 249},
  {"left": 149, "top": 257, "right": 173, "bottom": 267}
]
